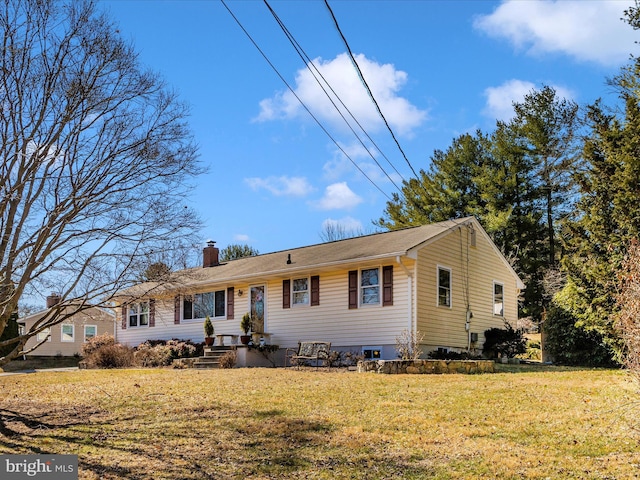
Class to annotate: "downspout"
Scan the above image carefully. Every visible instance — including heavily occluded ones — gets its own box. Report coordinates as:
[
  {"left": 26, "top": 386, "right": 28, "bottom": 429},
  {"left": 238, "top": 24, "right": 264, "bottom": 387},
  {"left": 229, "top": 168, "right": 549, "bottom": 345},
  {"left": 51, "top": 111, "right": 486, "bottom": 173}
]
[{"left": 396, "top": 256, "right": 413, "bottom": 335}]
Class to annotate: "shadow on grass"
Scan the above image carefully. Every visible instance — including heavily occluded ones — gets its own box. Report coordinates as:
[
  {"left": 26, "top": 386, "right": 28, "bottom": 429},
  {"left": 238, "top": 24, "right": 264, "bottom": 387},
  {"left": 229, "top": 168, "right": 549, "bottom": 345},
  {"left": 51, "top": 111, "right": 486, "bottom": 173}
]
[{"left": 0, "top": 399, "right": 439, "bottom": 479}]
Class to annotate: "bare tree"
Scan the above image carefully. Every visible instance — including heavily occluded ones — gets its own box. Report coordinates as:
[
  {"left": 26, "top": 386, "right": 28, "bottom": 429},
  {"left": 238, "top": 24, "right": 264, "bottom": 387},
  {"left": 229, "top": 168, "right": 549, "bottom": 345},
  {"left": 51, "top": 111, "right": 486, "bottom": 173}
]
[
  {"left": 615, "top": 240, "right": 640, "bottom": 383},
  {"left": 319, "top": 220, "right": 368, "bottom": 243},
  {"left": 0, "top": 0, "right": 202, "bottom": 365}
]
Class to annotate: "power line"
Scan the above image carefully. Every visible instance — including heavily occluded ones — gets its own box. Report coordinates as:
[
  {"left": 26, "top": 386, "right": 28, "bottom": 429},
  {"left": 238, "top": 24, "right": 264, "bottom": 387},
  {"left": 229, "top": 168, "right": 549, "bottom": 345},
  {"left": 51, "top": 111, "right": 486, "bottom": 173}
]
[
  {"left": 220, "top": 0, "right": 393, "bottom": 201},
  {"left": 262, "top": 0, "right": 406, "bottom": 193},
  {"left": 323, "top": 0, "right": 419, "bottom": 179}
]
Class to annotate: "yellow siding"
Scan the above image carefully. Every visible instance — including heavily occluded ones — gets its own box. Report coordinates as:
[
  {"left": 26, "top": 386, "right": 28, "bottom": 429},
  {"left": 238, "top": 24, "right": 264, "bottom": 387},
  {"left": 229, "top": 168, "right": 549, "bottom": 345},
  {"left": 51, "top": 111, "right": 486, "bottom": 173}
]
[
  {"left": 265, "top": 264, "right": 412, "bottom": 349},
  {"left": 416, "top": 224, "right": 520, "bottom": 352}
]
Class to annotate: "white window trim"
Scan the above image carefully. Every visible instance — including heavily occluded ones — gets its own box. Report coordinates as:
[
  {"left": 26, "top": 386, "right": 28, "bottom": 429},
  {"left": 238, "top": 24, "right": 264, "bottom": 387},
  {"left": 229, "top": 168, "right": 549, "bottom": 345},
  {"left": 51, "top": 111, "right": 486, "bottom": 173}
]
[
  {"left": 61, "top": 324, "right": 74, "bottom": 343},
  {"left": 493, "top": 281, "right": 505, "bottom": 316},
  {"left": 437, "top": 265, "right": 452, "bottom": 308},
  {"left": 183, "top": 290, "right": 226, "bottom": 321},
  {"left": 360, "top": 267, "right": 381, "bottom": 307},
  {"left": 128, "top": 301, "right": 150, "bottom": 328},
  {"left": 84, "top": 325, "right": 97, "bottom": 342},
  {"left": 292, "top": 277, "right": 310, "bottom": 307},
  {"left": 37, "top": 327, "right": 51, "bottom": 342}
]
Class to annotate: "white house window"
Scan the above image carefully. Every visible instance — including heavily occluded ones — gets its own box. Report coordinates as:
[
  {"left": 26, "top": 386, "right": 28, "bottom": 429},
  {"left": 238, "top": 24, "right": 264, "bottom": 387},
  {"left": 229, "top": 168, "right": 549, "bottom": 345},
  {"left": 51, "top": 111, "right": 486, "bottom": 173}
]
[
  {"left": 61, "top": 324, "right": 74, "bottom": 342},
  {"left": 292, "top": 278, "right": 309, "bottom": 305},
  {"left": 361, "top": 268, "right": 380, "bottom": 305},
  {"left": 494, "top": 282, "right": 504, "bottom": 316},
  {"left": 184, "top": 290, "right": 225, "bottom": 320},
  {"left": 438, "top": 266, "right": 451, "bottom": 307},
  {"left": 84, "top": 325, "right": 97, "bottom": 342},
  {"left": 129, "top": 302, "right": 149, "bottom": 327},
  {"left": 37, "top": 327, "right": 51, "bottom": 342}
]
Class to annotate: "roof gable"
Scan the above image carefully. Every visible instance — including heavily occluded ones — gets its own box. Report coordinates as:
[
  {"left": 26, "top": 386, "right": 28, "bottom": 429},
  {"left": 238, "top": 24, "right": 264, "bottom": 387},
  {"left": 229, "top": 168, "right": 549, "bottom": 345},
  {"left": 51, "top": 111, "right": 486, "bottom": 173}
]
[{"left": 121, "top": 217, "right": 524, "bottom": 296}]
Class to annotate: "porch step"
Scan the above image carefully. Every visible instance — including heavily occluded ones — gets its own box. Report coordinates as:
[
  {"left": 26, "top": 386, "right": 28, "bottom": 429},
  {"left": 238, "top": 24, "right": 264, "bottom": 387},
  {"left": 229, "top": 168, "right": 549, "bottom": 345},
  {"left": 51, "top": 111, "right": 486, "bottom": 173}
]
[{"left": 193, "top": 346, "right": 234, "bottom": 369}]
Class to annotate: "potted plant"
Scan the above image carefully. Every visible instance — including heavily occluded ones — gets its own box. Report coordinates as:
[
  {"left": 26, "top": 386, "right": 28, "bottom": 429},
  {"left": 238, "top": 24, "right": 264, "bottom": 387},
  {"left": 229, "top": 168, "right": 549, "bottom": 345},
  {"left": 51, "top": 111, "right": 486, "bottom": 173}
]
[
  {"left": 204, "top": 316, "right": 214, "bottom": 346},
  {"left": 240, "top": 312, "right": 252, "bottom": 345}
]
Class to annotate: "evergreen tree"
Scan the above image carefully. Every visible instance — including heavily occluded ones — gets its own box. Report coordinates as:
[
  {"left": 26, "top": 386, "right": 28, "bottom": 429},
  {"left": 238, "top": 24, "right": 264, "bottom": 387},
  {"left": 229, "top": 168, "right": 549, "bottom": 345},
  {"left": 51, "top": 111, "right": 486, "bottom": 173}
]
[
  {"left": 376, "top": 132, "right": 488, "bottom": 230},
  {"left": 219, "top": 244, "right": 260, "bottom": 262}
]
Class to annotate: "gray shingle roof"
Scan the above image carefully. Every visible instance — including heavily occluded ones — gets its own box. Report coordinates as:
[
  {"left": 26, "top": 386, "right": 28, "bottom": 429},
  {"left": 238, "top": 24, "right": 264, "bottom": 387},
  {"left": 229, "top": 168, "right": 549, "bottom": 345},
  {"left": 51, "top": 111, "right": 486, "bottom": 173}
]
[{"left": 120, "top": 218, "right": 478, "bottom": 297}]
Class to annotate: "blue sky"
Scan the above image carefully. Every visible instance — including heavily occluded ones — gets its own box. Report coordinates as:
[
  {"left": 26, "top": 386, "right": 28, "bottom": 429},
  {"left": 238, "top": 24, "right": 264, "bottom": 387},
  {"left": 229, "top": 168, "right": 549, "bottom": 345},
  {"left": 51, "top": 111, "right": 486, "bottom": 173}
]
[{"left": 100, "top": 0, "right": 637, "bottom": 256}]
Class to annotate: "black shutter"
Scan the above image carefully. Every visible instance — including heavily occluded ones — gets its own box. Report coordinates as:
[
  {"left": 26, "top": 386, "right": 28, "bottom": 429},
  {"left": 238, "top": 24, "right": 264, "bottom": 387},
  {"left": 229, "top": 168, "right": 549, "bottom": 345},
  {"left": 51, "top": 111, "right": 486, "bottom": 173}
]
[
  {"left": 283, "top": 279, "right": 290, "bottom": 309},
  {"left": 311, "top": 275, "right": 320, "bottom": 306},
  {"left": 348, "top": 270, "right": 358, "bottom": 309},
  {"left": 383, "top": 265, "right": 393, "bottom": 306},
  {"left": 149, "top": 299, "right": 156, "bottom": 327},
  {"left": 227, "top": 287, "right": 234, "bottom": 319},
  {"left": 174, "top": 296, "right": 181, "bottom": 324}
]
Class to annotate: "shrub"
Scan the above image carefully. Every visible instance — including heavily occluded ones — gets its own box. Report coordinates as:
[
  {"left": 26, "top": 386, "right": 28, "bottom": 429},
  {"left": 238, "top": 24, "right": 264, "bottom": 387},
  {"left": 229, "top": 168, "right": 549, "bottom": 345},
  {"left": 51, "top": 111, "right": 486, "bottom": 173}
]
[
  {"left": 85, "top": 344, "right": 134, "bottom": 369},
  {"left": 133, "top": 339, "right": 201, "bottom": 367},
  {"left": 81, "top": 333, "right": 116, "bottom": 357},
  {"left": 428, "top": 350, "right": 481, "bottom": 360},
  {"left": 219, "top": 350, "right": 237, "bottom": 369},
  {"left": 134, "top": 343, "right": 173, "bottom": 367},
  {"left": 483, "top": 321, "right": 527, "bottom": 358},
  {"left": 395, "top": 329, "right": 425, "bottom": 360},
  {"left": 544, "top": 301, "right": 617, "bottom": 367}
]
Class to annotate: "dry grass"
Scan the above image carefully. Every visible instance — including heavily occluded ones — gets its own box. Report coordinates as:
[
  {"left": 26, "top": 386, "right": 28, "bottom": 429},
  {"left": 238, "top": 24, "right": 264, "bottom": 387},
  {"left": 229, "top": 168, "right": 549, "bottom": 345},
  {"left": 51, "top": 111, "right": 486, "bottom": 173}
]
[{"left": 0, "top": 366, "right": 639, "bottom": 479}]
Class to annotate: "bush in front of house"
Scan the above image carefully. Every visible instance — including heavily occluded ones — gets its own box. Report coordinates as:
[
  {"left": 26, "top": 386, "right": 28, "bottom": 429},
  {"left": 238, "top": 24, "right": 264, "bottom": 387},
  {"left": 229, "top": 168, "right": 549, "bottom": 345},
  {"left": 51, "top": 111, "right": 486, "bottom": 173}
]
[
  {"left": 134, "top": 339, "right": 202, "bottom": 367},
  {"left": 85, "top": 343, "right": 135, "bottom": 369},
  {"left": 80, "top": 334, "right": 133, "bottom": 368},
  {"left": 428, "top": 350, "right": 482, "bottom": 360},
  {"left": 219, "top": 350, "right": 237, "bottom": 369},
  {"left": 483, "top": 322, "right": 527, "bottom": 359}
]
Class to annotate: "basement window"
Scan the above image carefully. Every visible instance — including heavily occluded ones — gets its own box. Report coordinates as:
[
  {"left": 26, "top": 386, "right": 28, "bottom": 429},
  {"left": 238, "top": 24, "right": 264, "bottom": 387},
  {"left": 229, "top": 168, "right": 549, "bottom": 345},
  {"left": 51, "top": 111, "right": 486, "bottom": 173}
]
[{"left": 362, "top": 346, "right": 382, "bottom": 360}]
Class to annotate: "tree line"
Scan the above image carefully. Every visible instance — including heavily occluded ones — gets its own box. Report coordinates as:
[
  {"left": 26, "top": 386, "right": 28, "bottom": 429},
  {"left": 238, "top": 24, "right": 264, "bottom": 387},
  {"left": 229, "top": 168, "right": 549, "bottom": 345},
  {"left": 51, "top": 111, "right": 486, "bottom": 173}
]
[{"left": 377, "top": 4, "right": 640, "bottom": 366}]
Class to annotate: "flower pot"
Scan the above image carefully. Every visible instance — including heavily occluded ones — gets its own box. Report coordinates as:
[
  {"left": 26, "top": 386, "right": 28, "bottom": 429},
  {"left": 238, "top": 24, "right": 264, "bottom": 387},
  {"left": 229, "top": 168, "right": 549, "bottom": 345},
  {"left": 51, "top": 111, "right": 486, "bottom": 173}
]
[
  {"left": 240, "top": 335, "right": 251, "bottom": 345},
  {"left": 205, "top": 337, "right": 214, "bottom": 346}
]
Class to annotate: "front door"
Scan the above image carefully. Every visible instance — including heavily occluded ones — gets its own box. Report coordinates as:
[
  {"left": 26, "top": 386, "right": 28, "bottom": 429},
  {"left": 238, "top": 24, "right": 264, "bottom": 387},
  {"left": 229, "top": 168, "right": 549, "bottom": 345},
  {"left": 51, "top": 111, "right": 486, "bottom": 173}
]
[{"left": 250, "top": 285, "right": 265, "bottom": 333}]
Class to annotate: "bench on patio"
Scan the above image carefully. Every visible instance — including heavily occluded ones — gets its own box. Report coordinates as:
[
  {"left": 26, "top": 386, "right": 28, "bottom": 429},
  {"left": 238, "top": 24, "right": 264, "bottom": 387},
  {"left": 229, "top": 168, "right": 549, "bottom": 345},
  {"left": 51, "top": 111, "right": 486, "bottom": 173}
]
[
  {"left": 215, "top": 334, "right": 239, "bottom": 346},
  {"left": 285, "top": 341, "right": 331, "bottom": 369}
]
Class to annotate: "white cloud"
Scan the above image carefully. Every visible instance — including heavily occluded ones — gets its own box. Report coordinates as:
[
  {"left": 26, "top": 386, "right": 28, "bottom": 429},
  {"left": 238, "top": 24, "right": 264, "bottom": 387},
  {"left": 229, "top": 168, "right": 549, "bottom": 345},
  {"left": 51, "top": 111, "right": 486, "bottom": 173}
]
[
  {"left": 244, "top": 176, "right": 314, "bottom": 197},
  {"left": 315, "top": 182, "right": 363, "bottom": 211},
  {"left": 255, "top": 53, "right": 427, "bottom": 137},
  {"left": 483, "top": 79, "right": 574, "bottom": 122},
  {"left": 322, "top": 142, "right": 403, "bottom": 187},
  {"left": 234, "top": 234, "right": 250, "bottom": 242},
  {"left": 474, "top": 0, "right": 636, "bottom": 66}
]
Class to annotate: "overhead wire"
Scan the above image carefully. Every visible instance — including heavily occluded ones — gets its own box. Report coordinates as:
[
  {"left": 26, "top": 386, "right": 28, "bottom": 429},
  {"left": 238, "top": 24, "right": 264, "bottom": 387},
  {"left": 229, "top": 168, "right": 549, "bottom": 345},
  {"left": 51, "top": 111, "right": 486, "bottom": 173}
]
[
  {"left": 323, "top": 0, "right": 420, "bottom": 179},
  {"left": 220, "top": 0, "right": 393, "bottom": 201},
  {"left": 262, "top": 0, "right": 406, "bottom": 193}
]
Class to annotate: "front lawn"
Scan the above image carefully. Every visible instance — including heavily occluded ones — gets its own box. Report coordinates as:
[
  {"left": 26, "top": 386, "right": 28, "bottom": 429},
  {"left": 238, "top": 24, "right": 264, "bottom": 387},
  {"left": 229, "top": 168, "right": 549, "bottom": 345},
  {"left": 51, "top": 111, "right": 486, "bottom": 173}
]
[{"left": 0, "top": 367, "right": 638, "bottom": 479}]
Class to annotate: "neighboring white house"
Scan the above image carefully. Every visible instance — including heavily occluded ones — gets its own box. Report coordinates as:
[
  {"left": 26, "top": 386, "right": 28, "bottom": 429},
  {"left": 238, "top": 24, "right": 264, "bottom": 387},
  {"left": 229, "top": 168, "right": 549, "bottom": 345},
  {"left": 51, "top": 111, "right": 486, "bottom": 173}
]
[
  {"left": 19, "top": 295, "right": 115, "bottom": 357},
  {"left": 115, "top": 217, "right": 524, "bottom": 360}
]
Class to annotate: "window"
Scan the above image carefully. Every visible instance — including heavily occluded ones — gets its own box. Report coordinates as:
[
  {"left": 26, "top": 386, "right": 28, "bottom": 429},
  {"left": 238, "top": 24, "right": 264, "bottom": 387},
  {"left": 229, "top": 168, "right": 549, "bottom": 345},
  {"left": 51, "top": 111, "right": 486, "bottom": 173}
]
[
  {"left": 493, "top": 282, "right": 504, "bottom": 316},
  {"left": 184, "top": 290, "right": 225, "bottom": 320},
  {"left": 438, "top": 267, "right": 451, "bottom": 307},
  {"left": 37, "top": 327, "right": 51, "bottom": 342},
  {"left": 292, "top": 278, "right": 309, "bottom": 305},
  {"left": 361, "top": 268, "right": 380, "bottom": 305},
  {"left": 61, "top": 324, "right": 74, "bottom": 342},
  {"left": 363, "top": 346, "right": 382, "bottom": 359},
  {"left": 84, "top": 325, "right": 97, "bottom": 342},
  {"left": 129, "top": 302, "right": 149, "bottom": 327}
]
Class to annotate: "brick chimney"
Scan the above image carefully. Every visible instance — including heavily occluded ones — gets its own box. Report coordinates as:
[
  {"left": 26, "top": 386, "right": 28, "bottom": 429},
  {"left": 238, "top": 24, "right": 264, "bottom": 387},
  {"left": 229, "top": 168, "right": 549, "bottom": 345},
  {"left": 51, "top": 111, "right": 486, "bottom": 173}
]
[
  {"left": 203, "top": 240, "right": 219, "bottom": 268},
  {"left": 46, "top": 293, "right": 61, "bottom": 308}
]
